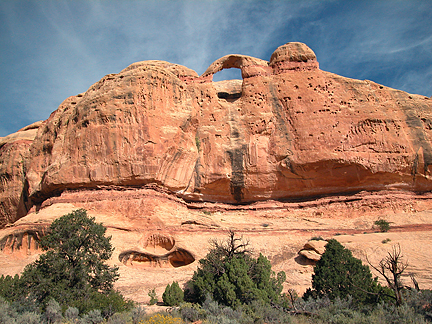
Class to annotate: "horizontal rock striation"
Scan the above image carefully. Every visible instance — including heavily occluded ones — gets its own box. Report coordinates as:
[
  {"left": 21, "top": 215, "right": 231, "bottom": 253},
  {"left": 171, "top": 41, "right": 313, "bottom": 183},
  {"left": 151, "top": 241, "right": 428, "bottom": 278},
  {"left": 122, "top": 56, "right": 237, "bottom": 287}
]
[{"left": 1, "top": 42, "right": 432, "bottom": 226}]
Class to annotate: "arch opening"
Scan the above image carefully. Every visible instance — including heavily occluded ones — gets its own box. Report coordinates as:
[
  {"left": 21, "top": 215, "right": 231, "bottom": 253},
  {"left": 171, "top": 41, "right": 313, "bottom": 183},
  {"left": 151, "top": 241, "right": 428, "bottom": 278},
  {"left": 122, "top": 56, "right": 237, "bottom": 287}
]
[{"left": 213, "top": 68, "right": 242, "bottom": 82}]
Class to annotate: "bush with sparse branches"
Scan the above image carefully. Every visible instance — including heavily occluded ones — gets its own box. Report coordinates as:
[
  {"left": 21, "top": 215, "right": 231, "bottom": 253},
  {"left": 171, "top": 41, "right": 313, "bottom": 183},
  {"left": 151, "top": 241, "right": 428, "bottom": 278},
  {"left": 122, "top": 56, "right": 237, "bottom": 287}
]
[
  {"left": 368, "top": 243, "right": 409, "bottom": 306},
  {"left": 148, "top": 288, "right": 158, "bottom": 305}
]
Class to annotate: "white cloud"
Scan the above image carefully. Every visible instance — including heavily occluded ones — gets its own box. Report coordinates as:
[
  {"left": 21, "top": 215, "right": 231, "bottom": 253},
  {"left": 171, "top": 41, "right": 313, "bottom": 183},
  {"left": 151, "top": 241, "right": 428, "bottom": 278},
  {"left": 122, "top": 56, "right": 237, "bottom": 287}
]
[{"left": 0, "top": 0, "right": 431, "bottom": 137}]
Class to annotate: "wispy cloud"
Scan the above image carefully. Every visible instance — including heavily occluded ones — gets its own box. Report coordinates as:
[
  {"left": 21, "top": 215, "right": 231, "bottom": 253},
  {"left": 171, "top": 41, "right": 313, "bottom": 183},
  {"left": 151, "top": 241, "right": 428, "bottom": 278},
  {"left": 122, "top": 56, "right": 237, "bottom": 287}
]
[
  {"left": 0, "top": 0, "right": 431, "bottom": 137},
  {"left": 310, "top": 1, "right": 432, "bottom": 95}
]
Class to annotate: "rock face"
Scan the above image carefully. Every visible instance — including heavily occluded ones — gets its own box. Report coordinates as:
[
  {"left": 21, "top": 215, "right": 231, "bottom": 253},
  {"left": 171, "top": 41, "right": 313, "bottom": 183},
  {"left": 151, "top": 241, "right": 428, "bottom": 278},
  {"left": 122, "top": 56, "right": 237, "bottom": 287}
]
[
  {"left": 1, "top": 42, "right": 432, "bottom": 226},
  {"left": 0, "top": 121, "right": 42, "bottom": 225},
  {"left": 4, "top": 42, "right": 432, "bottom": 303}
]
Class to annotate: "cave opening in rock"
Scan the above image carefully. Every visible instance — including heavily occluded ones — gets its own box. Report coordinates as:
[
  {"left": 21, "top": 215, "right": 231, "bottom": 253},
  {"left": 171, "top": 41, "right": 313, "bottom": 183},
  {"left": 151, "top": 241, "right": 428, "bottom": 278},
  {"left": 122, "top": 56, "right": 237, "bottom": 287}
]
[
  {"left": 0, "top": 229, "right": 45, "bottom": 255},
  {"left": 118, "top": 248, "right": 195, "bottom": 268},
  {"left": 213, "top": 68, "right": 243, "bottom": 101},
  {"left": 168, "top": 248, "right": 196, "bottom": 267},
  {"left": 217, "top": 91, "right": 242, "bottom": 100}
]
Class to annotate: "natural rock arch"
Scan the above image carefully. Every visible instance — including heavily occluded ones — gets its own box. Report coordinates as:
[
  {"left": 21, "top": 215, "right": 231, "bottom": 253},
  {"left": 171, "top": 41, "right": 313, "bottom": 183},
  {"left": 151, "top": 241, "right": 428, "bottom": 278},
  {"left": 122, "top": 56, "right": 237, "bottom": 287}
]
[{"left": 201, "top": 54, "right": 270, "bottom": 80}]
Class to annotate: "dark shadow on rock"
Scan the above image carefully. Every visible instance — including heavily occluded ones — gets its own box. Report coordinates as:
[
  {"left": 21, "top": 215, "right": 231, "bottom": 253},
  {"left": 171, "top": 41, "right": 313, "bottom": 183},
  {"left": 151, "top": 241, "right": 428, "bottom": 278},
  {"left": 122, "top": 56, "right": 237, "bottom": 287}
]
[{"left": 294, "top": 254, "right": 316, "bottom": 266}]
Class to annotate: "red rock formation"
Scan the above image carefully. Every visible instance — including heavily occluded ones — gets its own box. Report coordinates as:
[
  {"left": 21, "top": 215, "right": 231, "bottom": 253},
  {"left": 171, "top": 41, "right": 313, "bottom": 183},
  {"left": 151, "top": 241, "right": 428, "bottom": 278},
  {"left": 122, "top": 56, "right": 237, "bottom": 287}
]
[
  {"left": 0, "top": 121, "right": 42, "bottom": 225},
  {"left": 2, "top": 42, "right": 432, "bottom": 226}
]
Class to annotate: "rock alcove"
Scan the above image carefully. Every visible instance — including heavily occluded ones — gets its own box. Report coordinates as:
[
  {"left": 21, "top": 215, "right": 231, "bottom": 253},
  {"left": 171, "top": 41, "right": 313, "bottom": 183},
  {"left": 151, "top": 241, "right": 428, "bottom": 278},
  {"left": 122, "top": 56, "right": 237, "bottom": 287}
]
[
  {"left": 0, "top": 227, "right": 46, "bottom": 256},
  {"left": 118, "top": 234, "right": 195, "bottom": 268}
]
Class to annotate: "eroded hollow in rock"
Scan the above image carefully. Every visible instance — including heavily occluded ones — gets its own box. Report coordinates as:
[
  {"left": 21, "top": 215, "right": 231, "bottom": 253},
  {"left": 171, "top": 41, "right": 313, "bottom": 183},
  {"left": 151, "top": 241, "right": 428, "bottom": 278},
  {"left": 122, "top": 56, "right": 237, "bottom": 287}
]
[
  {"left": 119, "top": 251, "right": 168, "bottom": 267},
  {"left": 217, "top": 92, "right": 242, "bottom": 100},
  {"left": 168, "top": 248, "right": 196, "bottom": 267},
  {"left": 118, "top": 248, "right": 195, "bottom": 268},
  {"left": 0, "top": 229, "right": 46, "bottom": 255},
  {"left": 214, "top": 77, "right": 243, "bottom": 102},
  {"left": 144, "top": 233, "right": 175, "bottom": 254}
]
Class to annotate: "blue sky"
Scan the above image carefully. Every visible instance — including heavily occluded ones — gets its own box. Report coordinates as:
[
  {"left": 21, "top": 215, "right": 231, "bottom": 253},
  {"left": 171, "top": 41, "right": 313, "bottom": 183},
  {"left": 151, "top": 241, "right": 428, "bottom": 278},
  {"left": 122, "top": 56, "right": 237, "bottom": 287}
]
[{"left": 0, "top": 0, "right": 431, "bottom": 137}]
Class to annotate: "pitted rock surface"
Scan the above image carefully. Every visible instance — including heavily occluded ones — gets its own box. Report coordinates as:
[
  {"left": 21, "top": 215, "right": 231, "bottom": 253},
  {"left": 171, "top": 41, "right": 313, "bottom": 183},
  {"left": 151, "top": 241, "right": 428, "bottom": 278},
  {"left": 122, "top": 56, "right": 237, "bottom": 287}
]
[{"left": 1, "top": 42, "right": 432, "bottom": 225}]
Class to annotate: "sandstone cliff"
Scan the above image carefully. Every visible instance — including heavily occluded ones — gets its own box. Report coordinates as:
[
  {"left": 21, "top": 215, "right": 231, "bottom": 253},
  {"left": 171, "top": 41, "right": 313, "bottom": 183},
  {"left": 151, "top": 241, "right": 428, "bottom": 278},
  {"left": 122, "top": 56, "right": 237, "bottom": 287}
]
[
  {"left": 1, "top": 43, "right": 432, "bottom": 300},
  {"left": 0, "top": 121, "right": 42, "bottom": 225},
  {"left": 3, "top": 42, "right": 432, "bottom": 225}
]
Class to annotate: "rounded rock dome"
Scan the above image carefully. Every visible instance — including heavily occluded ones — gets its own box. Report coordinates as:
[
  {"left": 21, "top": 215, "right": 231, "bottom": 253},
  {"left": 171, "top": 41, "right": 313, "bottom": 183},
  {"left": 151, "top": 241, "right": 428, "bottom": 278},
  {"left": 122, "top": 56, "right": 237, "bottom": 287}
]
[{"left": 269, "top": 42, "right": 317, "bottom": 66}]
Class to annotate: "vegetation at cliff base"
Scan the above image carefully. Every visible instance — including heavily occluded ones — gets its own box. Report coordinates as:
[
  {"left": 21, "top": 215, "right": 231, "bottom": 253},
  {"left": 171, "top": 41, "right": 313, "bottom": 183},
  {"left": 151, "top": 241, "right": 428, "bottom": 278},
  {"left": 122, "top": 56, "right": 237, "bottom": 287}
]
[
  {"left": 184, "top": 230, "right": 286, "bottom": 310},
  {"left": 1, "top": 219, "right": 432, "bottom": 323},
  {"left": 0, "top": 209, "right": 132, "bottom": 318}
]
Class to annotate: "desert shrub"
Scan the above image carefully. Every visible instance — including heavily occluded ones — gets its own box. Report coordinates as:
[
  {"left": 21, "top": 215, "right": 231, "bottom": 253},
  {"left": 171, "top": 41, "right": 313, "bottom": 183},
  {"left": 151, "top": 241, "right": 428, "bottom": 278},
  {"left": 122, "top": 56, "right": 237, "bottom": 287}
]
[
  {"left": 374, "top": 219, "right": 390, "bottom": 232},
  {"left": 107, "top": 312, "right": 131, "bottom": 324},
  {"left": 297, "top": 295, "right": 332, "bottom": 314},
  {"left": 369, "top": 302, "right": 428, "bottom": 324},
  {"left": 44, "top": 299, "right": 63, "bottom": 323},
  {"left": 162, "top": 282, "right": 184, "bottom": 306},
  {"left": 294, "top": 294, "right": 431, "bottom": 324},
  {"left": 139, "top": 313, "right": 184, "bottom": 324},
  {"left": 0, "top": 297, "right": 18, "bottom": 323},
  {"left": 15, "top": 311, "right": 42, "bottom": 324},
  {"left": 173, "top": 302, "right": 205, "bottom": 322},
  {"left": 310, "top": 236, "right": 324, "bottom": 241},
  {"left": 0, "top": 296, "right": 44, "bottom": 324},
  {"left": 404, "top": 289, "right": 432, "bottom": 321},
  {"left": 201, "top": 297, "right": 242, "bottom": 324},
  {"left": 70, "top": 290, "right": 133, "bottom": 318},
  {"left": 10, "top": 296, "right": 40, "bottom": 315},
  {"left": 240, "top": 299, "right": 293, "bottom": 323},
  {"left": 82, "top": 309, "right": 104, "bottom": 324},
  {"left": 148, "top": 288, "right": 158, "bottom": 305},
  {"left": 130, "top": 306, "right": 147, "bottom": 324},
  {"left": 195, "top": 135, "right": 201, "bottom": 152},
  {"left": 65, "top": 306, "right": 80, "bottom": 321},
  {"left": 315, "top": 307, "right": 369, "bottom": 324},
  {"left": 186, "top": 231, "right": 286, "bottom": 309},
  {"left": 207, "top": 315, "right": 239, "bottom": 324},
  {"left": 304, "top": 239, "right": 389, "bottom": 305},
  {"left": 304, "top": 296, "right": 370, "bottom": 324}
]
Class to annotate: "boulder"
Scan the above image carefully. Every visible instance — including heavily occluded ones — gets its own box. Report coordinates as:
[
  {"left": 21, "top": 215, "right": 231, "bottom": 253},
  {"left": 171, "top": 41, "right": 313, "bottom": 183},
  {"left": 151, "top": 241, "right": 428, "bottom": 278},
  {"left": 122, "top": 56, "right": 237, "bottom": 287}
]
[
  {"left": 299, "top": 249, "right": 322, "bottom": 262},
  {"left": 303, "top": 240, "right": 328, "bottom": 255}
]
